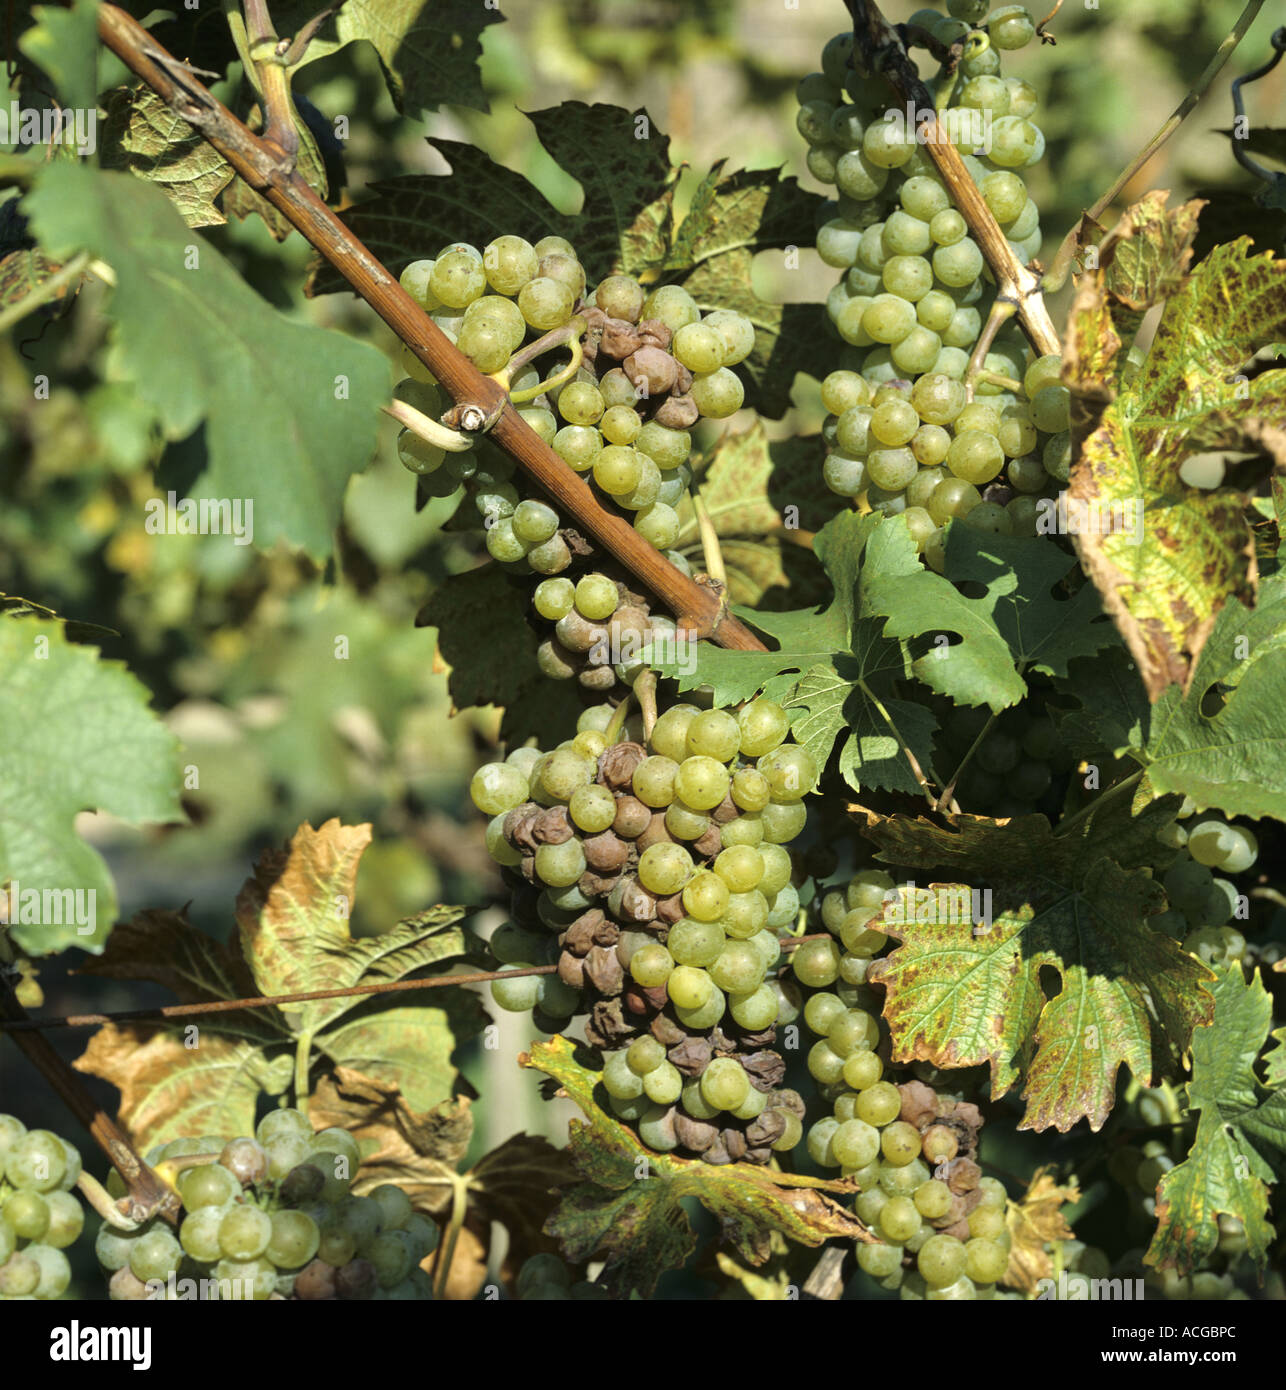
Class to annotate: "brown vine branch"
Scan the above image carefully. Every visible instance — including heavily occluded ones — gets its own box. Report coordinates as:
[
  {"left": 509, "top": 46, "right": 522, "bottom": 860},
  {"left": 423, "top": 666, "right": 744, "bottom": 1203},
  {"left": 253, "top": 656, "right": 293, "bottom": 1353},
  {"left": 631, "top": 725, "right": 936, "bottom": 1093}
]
[
  {"left": 0, "top": 936, "right": 838, "bottom": 1034},
  {"left": 0, "top": 981, "right": 180, "bottom": 1226},
  {"left": 842, "top": 0, "right": 1061, "bottom": 359},
  {"left": 94, "top": 4, "right": 765, "bottom": 652},
  {"left": 1042, "top": 0, "right": 1268, "bottom": 292}
]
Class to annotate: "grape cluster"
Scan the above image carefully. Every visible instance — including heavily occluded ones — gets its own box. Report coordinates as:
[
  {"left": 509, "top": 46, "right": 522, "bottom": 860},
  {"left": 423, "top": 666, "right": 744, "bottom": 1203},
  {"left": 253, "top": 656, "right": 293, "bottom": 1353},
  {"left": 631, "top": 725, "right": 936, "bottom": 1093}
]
[
  {"left": 798, "top": 12, "right": 1074, "bottom": 561},
  {"left": 1156, "top": 808, "right": 1260, "bottom": 967},
  {"left": 394, "top": 234, "right": 754, "bottom": 572},
  {"left": 95, "top": 1110, "right": 437, "bottom": 1300},
  {"left": 0, "top": 1114, "right": 86, "bottom": 1299},
  {"left": 790, "top": 872, "right": 1014, "bottom": 1299},
  {"left": 474, "top": 697, "right": 819, "bottom": 1163},
  {"left": 941, "top": 697, "right": 1074, "bottom": 819}
]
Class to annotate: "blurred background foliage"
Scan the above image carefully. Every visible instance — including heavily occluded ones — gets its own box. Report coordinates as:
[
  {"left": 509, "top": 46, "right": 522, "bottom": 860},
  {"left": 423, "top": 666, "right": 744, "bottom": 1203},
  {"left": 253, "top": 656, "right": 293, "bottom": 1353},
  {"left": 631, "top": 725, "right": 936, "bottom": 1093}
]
[{"left": 1, "top": 0, "right": 1282, "bottom": 1292}]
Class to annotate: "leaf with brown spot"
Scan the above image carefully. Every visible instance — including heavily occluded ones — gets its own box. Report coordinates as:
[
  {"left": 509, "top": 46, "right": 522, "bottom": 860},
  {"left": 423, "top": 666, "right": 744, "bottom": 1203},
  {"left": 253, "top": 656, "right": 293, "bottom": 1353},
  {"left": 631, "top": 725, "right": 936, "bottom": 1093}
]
[
  {"left": 523, "top": 1036, "right": 867, "bottom": 1297},
  {"left": 1004, "top": 1168, "right": 1079, "bottom": 1293},
  {"left": 858, "top": 808, "right": 1215, "bottom": 1131},
  {"left": 1067, "top": 201, "right": 1286, "bottom": 700},
  {"left": 73, "top": 1025, "right": 263, "bottom": 1153}
]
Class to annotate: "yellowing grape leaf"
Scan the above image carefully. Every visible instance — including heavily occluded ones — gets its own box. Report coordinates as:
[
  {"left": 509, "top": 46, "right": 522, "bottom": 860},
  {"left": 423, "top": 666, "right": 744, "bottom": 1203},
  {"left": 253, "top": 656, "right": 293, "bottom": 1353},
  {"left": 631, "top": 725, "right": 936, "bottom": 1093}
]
[
  {"left": 1004, "top": 1167, "right": 1079, "bottom": 1293},
  {"left": 1147, "top": 964, "right": 1286, "bottom": 1274},
  {"left": 100, "top": 87, "right": 236, "bottom": 228},
  {"left": 859, "top": 808, "right": 1215, "bottom": 1131},
  {"left": 523, "top": 1036, "right": 866, "bottom": 1298},
  {"left": 1066, "top": 193, "right": 1286, "bottom": 700},
  {"left": 0, "top": 616, "right": 183, "bottom": 956},
  {"left": 73, "top": 823, "right": 484, "bottom": 1136},
  {"left": 74, "top": 1026, "right": 266, "bottom": 1153}
]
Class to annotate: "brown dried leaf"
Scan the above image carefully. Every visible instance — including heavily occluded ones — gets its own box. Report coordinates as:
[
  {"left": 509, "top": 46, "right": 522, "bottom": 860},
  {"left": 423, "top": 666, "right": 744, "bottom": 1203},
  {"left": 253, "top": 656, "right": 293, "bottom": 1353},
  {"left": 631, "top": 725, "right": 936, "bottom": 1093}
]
[{"left": 1004, "top": 1167, "right": 1079, "bottom": 1293}]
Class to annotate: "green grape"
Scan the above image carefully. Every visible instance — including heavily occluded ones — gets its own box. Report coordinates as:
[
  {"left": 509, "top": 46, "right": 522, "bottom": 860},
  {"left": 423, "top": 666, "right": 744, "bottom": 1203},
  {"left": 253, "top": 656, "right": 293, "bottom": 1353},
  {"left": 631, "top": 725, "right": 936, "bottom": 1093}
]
[
  {"left": 981, "top": 170, "right": 1027, "bottom": 225},
  {"left": 491, "top": 963, "right": 542, "bottom": 1012},
  {"left": 518, "top": 277, "right": 575, "bottom": 330},
  {"left": 919, "top": 1233, "right": 968, "bottom": 1288},
  {"left": 863, "top": 294, "right": 918, "bottom": 345},
  {"left": 399, "top": 258, "right": 444, "bottom": 311},
  {"left": 879, "top": 1196, "right": 922, "bottom": 1243},
  {"left": 642, "top": 1061, "right": 683, "bottom": 1106},
  {"left": 539, "top": 253, "right": 587, "bottom": 301},
  {"left": 25, "top": 1243, "right": 71, "bottom": 1299},
  {"left": 863, "top": 117, "right": 915, "bottom": 169},
  {"left": 710, "top": 941, "right": 766, "bottom": 994},
  {"left": 932, "top": 238, "right": 984, "bottom": 287},
  {"left": 551, "top": 425, "right": 601, "bottom": 472},
  {"left": 820, "top": 370, "right": 870, "bottom": 415},
  {"left": 39, "top": 1190, "right": 82, "bottom": 1250},
  {"left": 429, "top": 251, "right": 486, "bottom": 308},
  {"left": 816, "top": 218, "right": 866, "bottom": 268},
  {"left": 834, "top": 148, "right": 889, "bottom": 201},
  {"left": 533, "top": 577, "right": 576, "bottom": 621},
  {"left": 4, "top": 1189, "right": 49, "bottom": 1241},
  {"left": 829, "top": 1008, "right": 880, "bottom": 1055},
  {"left": 929, "top": 208, "right": 967, "bottom": 246},
  {"left": 1009, "top": 197, "right": 1040, "bottom": 239},
  {"left": 177, "top": 1162, "right": 240, "bottom": 1212},
  {"left": 758, "top": 843, "right": 793, "bottom": 896},
  {"left": 843, "top": 1050, "right": 883, "bottom": 1091},
  {"left": 599, "top": 405, "right": 641, "bottom": 446},
  {"left": 641, "top": 284, "right": 701, "bottom": 333},
  {"left": 667, "top": 964, "right": 715, "bottom": 1010},
  {"left": 723, "top": 890, "right": 769, "bottom": 939},
  {"left": 129, "top": 1227, "right": 184, "bottom": 1283},
  {"left": 630, "top": 943, "right": 675, "bottom": 988},
  {"left": 999, "top": 409, "right": 1038, "bottom": 458},
  {"left": 916, "top": 289, "right": 957, "bottom": 333},
  {"left": 947, "top": 429, "right": 1005, "bottom": 484},
  {"left": 928, "top": 476, "right": 982, "bottom": 525},
  {"left": 856, "top": 1081, "right": 902, "bottom": 1127},
  {"left": 867, "top": 447, "right": 918, "bottom": 491},
  {"left": 633, "top": 754, "right": 679, "bottom": 807},
  {"left": 899, "top": 176, "right": 950, "bottom": 222},
  {"left": 700, "top": 1058, "right": 750, "bottom": 1112},
  {"left": 1031, "top": 384, "right": 1071, "bottom": 433},
  {"left": 1043, "top": 430, "right": 1071, "bottom": 481},
  {"left": 870, "top": 398, "right": 921, "bottom": 448},
  {"left": 960, "top": 75, "right": 1011, "bottom": 117},
  {"left": 480, "top": 236, "right": 537, "bottom": 295},
  {"left": 5, "top": 1131, "right": 66, "bottom": 1192},
  {"left": 637, "top": 842, "right": 694, "bottom": 895},
  {"left": 674, "top": 755, "right": 731, "bottom": 811},
  {"left": 757, "top": 744, "right": 817, "bottom": 800},
  {"left": 760, "top": 800, "right": 807, "bottom": 843},
  {"left": 989, "top": 5, "right": 1036, "bottom": 48},
  {"left": 533, "top": 839, "right": 586, "bottom": 888},
  {"left": 670, "top": 322, "right": 727, "bottom": 373},
  {"left": 964, "top": 1237, "right": 1009, "bottom": 1283},
  {"left": 569, "top": 784, "right": 616, "bottom": 834},
  {"left": 932, "top": 346, "right": 971, "bottom": 379},
  {"left": 690, "top": 368, "right": 745, "bottom": 419},
  {"left": 635, "top": 422, "right": 691, "bottom": 470},
  {"left": 803, "top": 992, "right": 846, "bottom": 1035},
  {"left": 882, "top": 1121, "right": 923, "bottom": 1166},
  {"left": 988, "top": 116, "right": 1041, "bottom": 168},
  {"left": 729, "top": 984, "right": 779, "bottom": 1031},
  {"left": 573, "top": 572, "right": 618, "bottom": 621},
  {"left": 836, "top": 405, "right": 873, "bottom": 455},
  {"left": 595, "top": 274, "right": 646, "bottom": 321},
  {"left": 558, "top": 382, "right": 605, "bottom": 427},
  {"left": 730, "top": 768, "right": 772, "bottom": 813},
  {"left": 882, "top": 211, "right": 933, "bottom": 258},
  {"left": 792, "top": 938, "right": 841, "bottom": 987},
  {"left": 217, "top": 1205, "right": 273, "bottom": 1262},
  {"left": 892, "top": 327, "right": 943, "bottom": 374},
  {"left": 634, "top": 502, "right": 681, "bottom": 549},
  {"left": 686, "top": 708, "right": 742, "bottom": 762},
  {"left": 626, "top": 1037, "right": 667, "bottom": 1077},
  {"left": 832, "top": 1118, "right": 881, "bottom": 1169},
  {"left": 714, "top": 845, "right": 765, "bottom": 893}
]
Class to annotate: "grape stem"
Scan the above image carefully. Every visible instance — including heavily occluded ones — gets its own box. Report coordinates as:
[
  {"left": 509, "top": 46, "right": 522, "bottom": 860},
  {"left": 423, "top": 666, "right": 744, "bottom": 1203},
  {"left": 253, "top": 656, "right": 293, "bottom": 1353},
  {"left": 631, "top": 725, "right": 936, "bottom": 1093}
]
[
  {"left": 690, "top": 486, "right": 727, "bottom": 588},
  {"left": 964, "top": 298, "right": 1017, "bottom": 404},
  {"left": 634, "top": 668, "right": 659, "bottom": 741},
  {"left": 842, "top": 0, "right": 1061, "bottom": 359},
  {"left": 383, "top": 397, "right": 477, "bottom": 453},
  {"left": 240, "top": 0, "right": 299, "bottom": 162},
  {"left": 936, "top": 708, "right": 999, "bottom": 813},
  {"left": 431, "top": 1170, "right": 469, "bottom": 1300},
  {"left": 1042, "top": 0, "right": 1269, "bottom": 293},
  {"left": 77, "top": 1170, "right": 145, "bottom": 1232},
  {"left": 860, "top": 679, "right": 957, "bottom": 813},
  {"left": 294, "top": 1030, "right": 314, "bottom": 1113},
  {"left": 93, "top": 4, "right": 767, "bottom": 654},
  {"left": 1052, "top": 769, "right": 1144, "bottom": 838},
  {"left": 603, "top": 690, "right": 635, "bottom": 745}
]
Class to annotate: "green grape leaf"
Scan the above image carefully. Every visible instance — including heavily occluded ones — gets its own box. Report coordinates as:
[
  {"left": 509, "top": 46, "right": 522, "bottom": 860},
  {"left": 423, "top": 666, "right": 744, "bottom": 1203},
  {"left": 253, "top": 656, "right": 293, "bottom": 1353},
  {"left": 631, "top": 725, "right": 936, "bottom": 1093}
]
[
  {"left": 25, "top": 161, "right": 390, "bottom": 560},
  {"left": 100, "top": 87, "right": 236, "bottom": 228},
  {"left": 73, "top": 1025, "right": 264, "bottom": 1153},
  {"left": 1056, "top": 572, "right": 1286, "bottom": 819},
  {"left": 308, "top": 105, "right": 676, "bottom": 293},
  {"left": 270, "top": 0, "right": 504, "bottom": 115},
  {"left": 1067, "top": 208, "right": 1286, "bottom": 700},
  {"left": 18, "top": 0, "right": 99, "bottom": 114},
  {"left": 1265, "top": 1027, "right": 1286, "bottom": 1089},
  {"left": 673, "top": 421, "right": 831, "bottom": 607},
  {"left": 0, "top": 593, "right": 118, "bottom": 644},
  {"left": 859, "top": 810, "right": 1215, "bottom": 1132},
  {"left": 0, "top": 617, "right": 183, "bottom": 956},
  {"left": 416, "top": 561, "right": 581, "bottom": 747},
  {"left": 649, "top": 511, "right": 939, "bottom": 797},
  {"left": 1147, "top": 965, "right": 1286, "bottom": 1274},
  {"left": 651, "top": 162, "right": 832, "bottom": 418},
  {"left": 523, "top": 1036, "right": 865, "bottom": 1298}
]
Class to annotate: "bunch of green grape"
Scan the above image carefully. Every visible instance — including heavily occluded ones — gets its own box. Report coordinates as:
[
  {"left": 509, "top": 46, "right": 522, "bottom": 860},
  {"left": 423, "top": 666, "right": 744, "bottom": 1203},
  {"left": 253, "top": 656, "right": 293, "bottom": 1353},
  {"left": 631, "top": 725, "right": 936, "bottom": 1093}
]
[
  {"left": 940, "top": 697, "right": 1074, "bottom": 819},
  {"left": 0, "top": 1114, "right": 86, "bottom": 1299},
  {"left": 798, "top": 11, "right": 1075, "bottom": 563},
  {"left": 513, "top": 1252, "right": 610, "bottom": 1301},
  {"left": 394, "top": 234, "right": 755, "bottom": 572},
  {"left": 95, "top": 1110, "right": 437, "bottom": 1300},
  {"left": 1154, "top": 807, "right": 1260, "bottom": 966},
  {"left": 473, "top": 696, "right": 818, "bottom": 1162},
  {"left": 788, "top": 870, "right": 1015, "bottom": 1300},
  {"left": 532, "top": 567, "right": 685, "bottom": 699}
]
